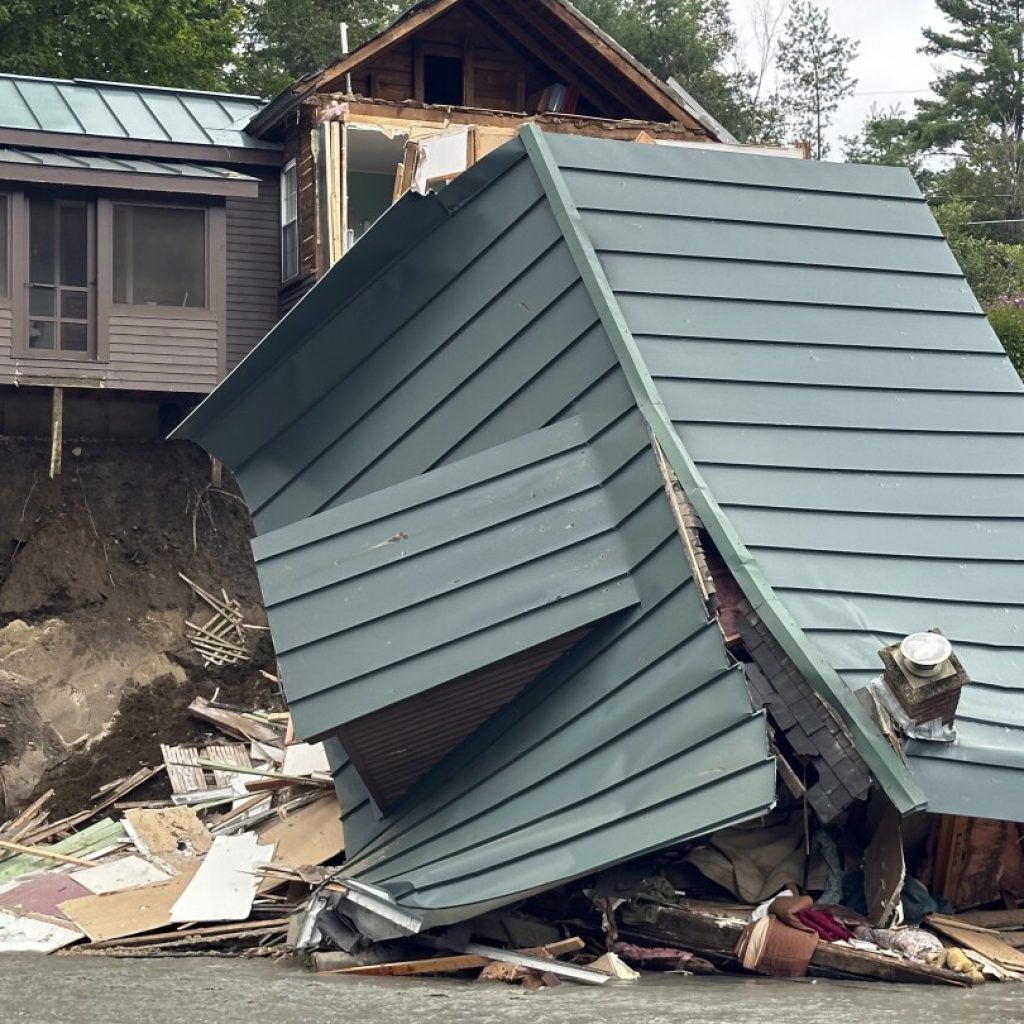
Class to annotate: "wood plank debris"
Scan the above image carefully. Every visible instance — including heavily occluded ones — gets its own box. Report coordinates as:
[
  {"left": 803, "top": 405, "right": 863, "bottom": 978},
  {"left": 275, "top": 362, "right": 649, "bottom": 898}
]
[
  {"left": 254, "top": 796, "right": 343, "bottom": 894},
  {"left": 169, "top": 834, "right": 275, "bottom": 924},
  {"left": 927, "top": 914, "right": 1024, "bottom": 974},
  {"left": 180, "top": 575, "right": 252, "bottom": 667},
  {"left": 0, "top": 818, "right": 126, "bottom": 884},
  {"left": 122, "top": 807, "right": 212, "bottom": 872},
  {"left": 58, "top": 865, "right": 200, "bottom": 943}
]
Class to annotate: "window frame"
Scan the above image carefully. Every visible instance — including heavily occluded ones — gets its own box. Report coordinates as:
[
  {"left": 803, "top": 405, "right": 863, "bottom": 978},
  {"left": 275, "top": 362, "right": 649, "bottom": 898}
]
[
  {"left": 280, "top": 159, "right": 299, "bottom": 282},
  {"left": 17, "top": 194, "right": 97, "bottom": 361},
  {"left": 0, "top": 193, "right": 9, "bottom": 303},
  {"left": 109, "top": 200, "right": 211, "bottom": 313}
]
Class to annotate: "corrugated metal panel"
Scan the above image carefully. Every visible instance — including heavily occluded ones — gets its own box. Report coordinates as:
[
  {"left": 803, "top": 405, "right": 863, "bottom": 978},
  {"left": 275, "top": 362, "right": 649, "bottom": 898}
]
[
  {"left": 541, "top": 130, "right": 1024, "bottom": 821},
  {"left": 225, "top": 172, "right": 280, "bottom": 371},
  {"left": 0, "top": 75, "right": 273, "bottom": 150}
]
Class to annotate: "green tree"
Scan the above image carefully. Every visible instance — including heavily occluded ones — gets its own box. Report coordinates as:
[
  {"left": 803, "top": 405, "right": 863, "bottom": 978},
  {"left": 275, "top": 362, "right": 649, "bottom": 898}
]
[
  {"left": 775, "top": 0, "right": 858, "bottom": 158},
  {"left": 842, "top": 105, "right": 924, "bottom": 173},
  {"left": 0, "top": 0, "right": 242, "bottom": 91},
  {"left": 236, "top": 0, "right": 401, "bottom": 98},
  {"left": 573, "top": 0, "right": 752, "bottom": 137},
  {"left": 913, "top": 1, "right": 1024, "bottom": 234}
]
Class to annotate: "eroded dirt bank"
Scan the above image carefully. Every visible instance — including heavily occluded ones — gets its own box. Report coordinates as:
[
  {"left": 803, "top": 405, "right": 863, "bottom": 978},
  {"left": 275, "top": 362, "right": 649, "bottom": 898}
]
[{"left": 0, "top": 438, "right": 277, "bottom": 817}]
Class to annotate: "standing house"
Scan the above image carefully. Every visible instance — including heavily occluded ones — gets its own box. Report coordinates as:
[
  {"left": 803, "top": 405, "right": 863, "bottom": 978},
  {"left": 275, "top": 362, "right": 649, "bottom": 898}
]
[
  {"left": 0, "top": 75, "right": 283, "bottom": 440},
  {"left": 244, "top": 0, "right": 762, "bottom": 304},
  {"left": 174, "top": 130, "right": 1024, "bottom": 930}
]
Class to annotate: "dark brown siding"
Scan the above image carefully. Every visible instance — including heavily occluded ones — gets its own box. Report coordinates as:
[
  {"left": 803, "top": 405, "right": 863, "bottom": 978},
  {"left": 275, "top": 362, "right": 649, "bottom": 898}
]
[{"left": 226, "top": 171, "right": 281, "bottom": 372}]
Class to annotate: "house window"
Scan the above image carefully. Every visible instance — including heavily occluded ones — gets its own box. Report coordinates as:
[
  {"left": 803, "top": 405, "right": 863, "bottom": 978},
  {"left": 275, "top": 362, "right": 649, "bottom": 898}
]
[
  {"left": 27, "top": 198, "right": 92, "bottom": 353},
  {"left": 423, "top": 54, "right": 464, "bottom": 106},
  {"left": 281, "top": 160, "right": 298, "bottom": 281},
  {"left": 0, "top": 196, "right": 8, "bottom": 298},
  {"left": 113, "top": 205, "right": 206, "bottom": 308}
]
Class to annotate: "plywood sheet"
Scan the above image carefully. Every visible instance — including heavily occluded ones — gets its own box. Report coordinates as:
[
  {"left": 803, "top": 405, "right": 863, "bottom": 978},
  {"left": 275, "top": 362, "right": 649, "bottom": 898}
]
[
  {"left": 58, "top": 865, "right": 199, "bottom": 943},
  {"left": 255, "top": 796, "right": 344, "bottom": 894},
  {"left": 927, "top": 914, "right": 1024, "bottom": 972},
  {"left": 71, "top": 856, "right": 171, "bottom": 895},
  {"left": 122, "top": 807, "right": 211, "bottom": 871},
  {"left": 169, "top": 834, "right": 275, "bottom": 923}
]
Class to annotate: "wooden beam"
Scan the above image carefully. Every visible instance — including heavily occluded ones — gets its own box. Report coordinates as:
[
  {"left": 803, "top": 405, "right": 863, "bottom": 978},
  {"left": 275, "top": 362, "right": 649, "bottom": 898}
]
[
  {"left": 533, "top": 0, "right": 698, "bottom": 127},
  {"left": 469, "top": 0, "right": 621, "bottom": 117},
  {"left": 318, "top": 0, "right": 464, "bottom": 92},
  {"left": 49, "top": 387, "right": 63, "bottom": 479},
  {"left": 0, "top": 836, "right": 94, "bottom": 868}
]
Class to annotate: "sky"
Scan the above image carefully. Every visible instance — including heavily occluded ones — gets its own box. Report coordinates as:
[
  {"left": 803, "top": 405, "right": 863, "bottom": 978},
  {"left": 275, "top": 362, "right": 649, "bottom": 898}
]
[{"left": 729, "top": 0, "right": 942, "bottom": 154}]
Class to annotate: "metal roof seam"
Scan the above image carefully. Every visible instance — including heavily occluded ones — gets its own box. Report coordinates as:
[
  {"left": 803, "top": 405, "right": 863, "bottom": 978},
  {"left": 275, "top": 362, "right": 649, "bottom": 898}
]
[
  {"left": 9, "top": 80, "right": 43, "bottom": 130},
  {"left": 519, "top": 122, "right": 927, "bottom": 816}
]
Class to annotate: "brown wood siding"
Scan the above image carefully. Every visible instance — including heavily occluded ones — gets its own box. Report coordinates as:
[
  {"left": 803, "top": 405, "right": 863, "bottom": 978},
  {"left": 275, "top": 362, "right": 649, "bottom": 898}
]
[
  {"left": 350, "top": 9, "right": 530, "bottom": 112},
  {"left": 0, "top": 313, "right": 219, "bottom": 392},
  {"left": 226, "top": 171, "right": 281, "bottom": 372}
]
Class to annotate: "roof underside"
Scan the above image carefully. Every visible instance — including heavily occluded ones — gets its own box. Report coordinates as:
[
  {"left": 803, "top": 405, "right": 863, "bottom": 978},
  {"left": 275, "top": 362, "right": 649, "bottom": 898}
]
[
  {"left": 0, "top": 74, "right": 273, "bottom": 150},
  {"left": 539, "top": 131, "right": 1024, "bottom": 822}
]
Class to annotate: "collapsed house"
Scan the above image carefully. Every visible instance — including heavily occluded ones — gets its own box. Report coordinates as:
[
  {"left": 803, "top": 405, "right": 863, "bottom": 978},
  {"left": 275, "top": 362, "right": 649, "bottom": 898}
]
[
  {"left": 247, "top": 0, "right": 801, "bottom": 298},
  {"left": 174, "top": 127, "right": 1024, "bottom": 944}
]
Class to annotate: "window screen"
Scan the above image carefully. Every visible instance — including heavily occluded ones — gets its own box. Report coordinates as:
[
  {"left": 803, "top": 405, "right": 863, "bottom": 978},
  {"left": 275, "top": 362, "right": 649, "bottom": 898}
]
[
  {"left": 113, "top": 205, "right": 206, "bottom": 307},
  {"left": 281, "top": 161, "right": 298, "bottom": 281}
]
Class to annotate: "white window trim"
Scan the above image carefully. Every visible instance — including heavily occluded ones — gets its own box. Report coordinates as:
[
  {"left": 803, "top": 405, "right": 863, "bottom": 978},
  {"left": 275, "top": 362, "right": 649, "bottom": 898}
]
[{"left": 281, "top": 159, "right": 299, "bottom": 282}]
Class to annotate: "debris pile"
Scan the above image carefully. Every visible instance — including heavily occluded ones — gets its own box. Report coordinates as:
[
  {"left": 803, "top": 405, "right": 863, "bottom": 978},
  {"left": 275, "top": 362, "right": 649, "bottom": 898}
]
[{"left": 0, "top": 689, "right": 342, "bottom": 957}]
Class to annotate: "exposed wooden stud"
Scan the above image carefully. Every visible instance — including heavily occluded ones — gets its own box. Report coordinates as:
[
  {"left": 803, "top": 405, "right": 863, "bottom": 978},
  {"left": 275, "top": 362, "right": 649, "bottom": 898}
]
[
  {"left": 48, "top": 386, "right": 63, "bottom": 479},
  {"left": 210, "top": 458, "right": 223, "bottom": 489}
]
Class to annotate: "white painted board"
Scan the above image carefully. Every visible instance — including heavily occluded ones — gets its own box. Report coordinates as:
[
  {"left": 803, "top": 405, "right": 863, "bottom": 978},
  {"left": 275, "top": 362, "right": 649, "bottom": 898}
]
[
  {"left": 281, "top": 742, "right": 330, "bottom": 777},
  {"left": 169, "top": 834, "right": 275, "bottom": 924},
  {"left": 0, "top": 907, "right": 82, "bottom": 953},
  {"left": 70, "top": 856, "right": 171, "bottom": 895}
]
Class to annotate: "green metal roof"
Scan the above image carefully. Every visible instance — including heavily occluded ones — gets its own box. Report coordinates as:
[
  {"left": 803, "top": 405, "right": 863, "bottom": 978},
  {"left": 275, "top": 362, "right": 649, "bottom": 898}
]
[
  {"left": 0, "top": 146, "right": 259, "bottom": 195},
  {"left": 0, "top": 74, "right": 273, "bottom": 150},
  {"left": 529, "top": 128, "right": 1024, "bottom": 821}
]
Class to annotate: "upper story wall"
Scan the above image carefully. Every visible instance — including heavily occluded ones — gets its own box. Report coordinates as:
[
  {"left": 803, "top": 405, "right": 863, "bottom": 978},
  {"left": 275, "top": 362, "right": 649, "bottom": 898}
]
[{"left": 0, "top": 169, "right": 281, "bottom": 394}]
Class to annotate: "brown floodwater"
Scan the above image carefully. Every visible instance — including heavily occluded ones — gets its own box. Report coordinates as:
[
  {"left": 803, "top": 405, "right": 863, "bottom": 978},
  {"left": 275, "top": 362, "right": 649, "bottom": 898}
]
[{"left": 0, "top": 956, "right": 1021, "bottom": 1024}]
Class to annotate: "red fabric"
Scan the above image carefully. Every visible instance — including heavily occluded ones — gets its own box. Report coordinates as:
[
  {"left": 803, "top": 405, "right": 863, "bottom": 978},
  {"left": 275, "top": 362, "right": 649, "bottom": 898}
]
[{"left": 796, "top": 908, "right": 854, "bottom": 942}]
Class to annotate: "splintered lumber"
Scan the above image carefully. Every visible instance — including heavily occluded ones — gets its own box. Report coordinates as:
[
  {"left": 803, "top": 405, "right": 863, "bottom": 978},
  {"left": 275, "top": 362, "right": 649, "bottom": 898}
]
[
  {"left": 329, "top": 954, "right": 495, "bottom": 977},
  {"left": 624, "top": 906, "right": 969, "bottom": 987},
  {"left": 254, "top": 796, "right": 344, "bottom": 894},
  {"left": 0, "top": 838, "right": 96, "bottom": 868},
  {"left": 19, "top": 767, "right": 163, "bottom": 848},
  {"left": 0, "top": 818, "right": 126, "bottom": 884},
  {"left": 324, "top": 937, "right": 587, "bottom": 977},
  {"left": 0, "top": 790, "right": 54, "bottom": 840},
  {"left": 78, "top": 916, "right": 292, "bottom": 951},
  {"left": 927, "top": 914, "right": 1024, "bottom": 973},
  {"left": 957, "top": 909, "right": 1024, "bottom": 931},
  {"left": 189, "top": 696, "right": 281, "bottom": 744}
]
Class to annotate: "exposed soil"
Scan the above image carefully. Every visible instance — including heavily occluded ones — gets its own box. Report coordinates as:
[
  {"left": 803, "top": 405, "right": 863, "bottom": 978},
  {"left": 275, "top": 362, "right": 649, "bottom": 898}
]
[{"left": 0, "top": 437, "right": 281, "bottom": 819}]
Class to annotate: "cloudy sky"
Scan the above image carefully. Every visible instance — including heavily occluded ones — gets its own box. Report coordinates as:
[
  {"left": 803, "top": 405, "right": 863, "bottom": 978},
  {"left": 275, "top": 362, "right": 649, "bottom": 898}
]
[{"left": 729, "top": 0, "right": 943, "bottom": 153}]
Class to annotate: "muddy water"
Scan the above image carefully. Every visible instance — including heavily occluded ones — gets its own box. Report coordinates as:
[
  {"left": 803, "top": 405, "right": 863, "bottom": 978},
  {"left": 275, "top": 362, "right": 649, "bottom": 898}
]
[{"left": 0, "top": 956, "right": 1020, "bottom": 1024}]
